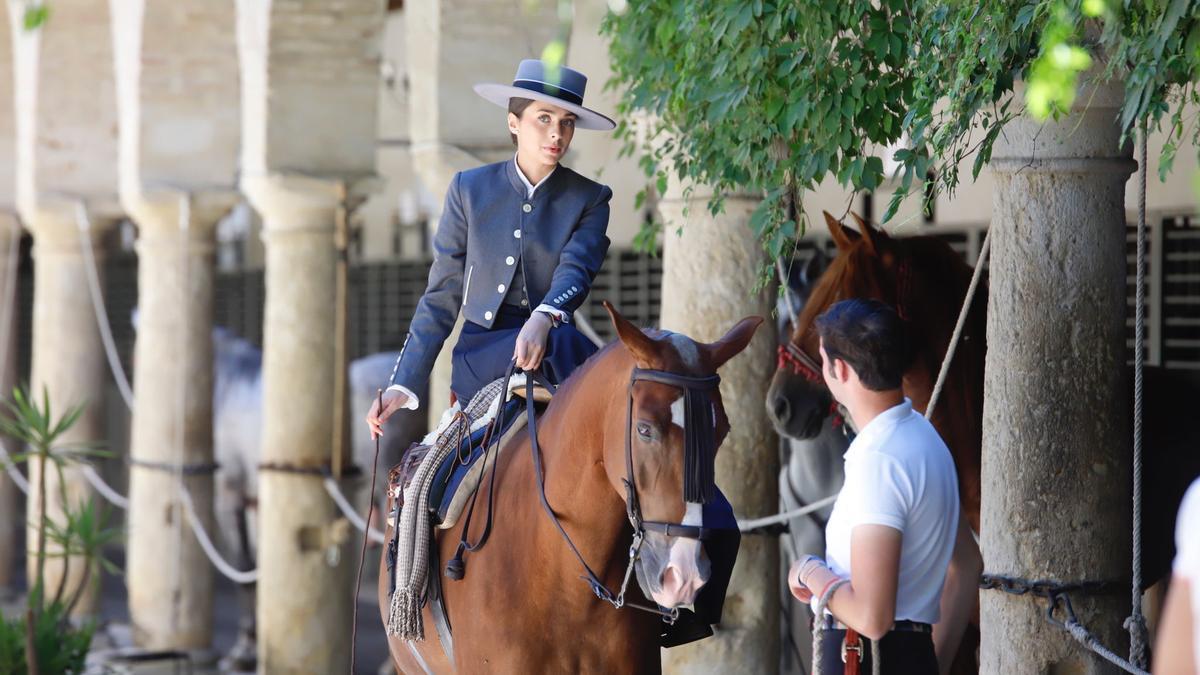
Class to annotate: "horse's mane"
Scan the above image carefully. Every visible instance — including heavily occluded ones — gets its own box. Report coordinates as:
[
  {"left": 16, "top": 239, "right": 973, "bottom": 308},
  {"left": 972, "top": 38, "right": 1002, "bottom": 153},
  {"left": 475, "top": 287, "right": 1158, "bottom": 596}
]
[
  {"left": 794, "top": 231, "right": 989, "bottom": 375},
  {"left": 897, "top": 235, "right": 988, "bottom": 374}
]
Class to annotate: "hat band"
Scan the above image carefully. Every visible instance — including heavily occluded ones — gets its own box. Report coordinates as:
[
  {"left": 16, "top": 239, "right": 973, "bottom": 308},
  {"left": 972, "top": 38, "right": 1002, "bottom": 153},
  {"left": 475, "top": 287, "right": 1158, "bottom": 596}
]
[{"left": 511, "top": 78, "right": 584, "bottom": 106}]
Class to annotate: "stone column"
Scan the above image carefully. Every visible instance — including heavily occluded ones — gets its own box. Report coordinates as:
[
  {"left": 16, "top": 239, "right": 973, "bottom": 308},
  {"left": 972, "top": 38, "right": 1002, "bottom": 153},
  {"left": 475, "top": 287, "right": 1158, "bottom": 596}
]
[
  {"left": 0, "top": 215, "right": 19, "bottom": 591},
  {"left": 111, "top": 0, "right": 239, "bottom": 649},
  {"left": 8, "top": 0, "right": 120, "bottom": 613},
  {"left": 236, "top": 0, "right": 384, "bottom": 667},
  {"left": 403, "top": 0, "right": 556, "bottom": 424},
  {"left": 657, "top": 185, "right": 778, "bottom": 674},
  {"left": 981, "top": 79, "right": 1134, "bottom": 672},
  {"left": 243, "top": 175, "right": 363, "bottom": 674},
  {"left": 124, "top": 196, "right": 230, "bottom": 650},
  {"left": 24, "top": 206, "right": 111, "bottom": 613}
]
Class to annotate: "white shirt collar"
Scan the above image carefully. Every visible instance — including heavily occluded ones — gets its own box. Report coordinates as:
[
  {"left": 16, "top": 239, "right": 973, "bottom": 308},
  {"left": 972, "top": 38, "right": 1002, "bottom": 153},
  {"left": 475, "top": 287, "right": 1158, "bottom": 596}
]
[
  {"left": 845, "top": 397, "right": 913, "bottom": 458},
  {"left": 514, "top": 153, "right": 555, "bottom": 199}
]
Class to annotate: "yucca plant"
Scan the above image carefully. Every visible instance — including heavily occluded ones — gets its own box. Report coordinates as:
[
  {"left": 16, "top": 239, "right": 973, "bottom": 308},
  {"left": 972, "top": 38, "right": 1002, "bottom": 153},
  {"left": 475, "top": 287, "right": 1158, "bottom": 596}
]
[
  {"left": 44, "top": 499, "right": 122, "bottom": 615},
  {"left": 0, "top": 385, "right": 112, "bottom": 675}
]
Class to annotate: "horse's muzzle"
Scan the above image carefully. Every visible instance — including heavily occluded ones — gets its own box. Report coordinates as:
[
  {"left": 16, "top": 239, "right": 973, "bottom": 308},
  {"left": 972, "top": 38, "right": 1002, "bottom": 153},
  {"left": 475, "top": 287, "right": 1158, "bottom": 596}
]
[
  {"left": 767, "top": 385, "right": 828, "bottom": 440},
  {"left": 638, "top": 533, "right": 712, "bottom": 608}
]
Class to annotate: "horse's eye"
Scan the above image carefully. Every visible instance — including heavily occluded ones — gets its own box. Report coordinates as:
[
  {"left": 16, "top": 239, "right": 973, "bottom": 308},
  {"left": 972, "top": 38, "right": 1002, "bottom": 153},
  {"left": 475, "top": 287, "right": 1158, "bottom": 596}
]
[{"left": 636, "top": 422, "right": 654, "bottom": 440}]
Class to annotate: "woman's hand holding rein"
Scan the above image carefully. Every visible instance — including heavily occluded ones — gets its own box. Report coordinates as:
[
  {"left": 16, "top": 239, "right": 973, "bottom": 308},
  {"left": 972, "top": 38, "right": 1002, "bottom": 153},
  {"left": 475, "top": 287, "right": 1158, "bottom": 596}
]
[{"left": 514, "top": 312, "right": 553, "bottom": 371}]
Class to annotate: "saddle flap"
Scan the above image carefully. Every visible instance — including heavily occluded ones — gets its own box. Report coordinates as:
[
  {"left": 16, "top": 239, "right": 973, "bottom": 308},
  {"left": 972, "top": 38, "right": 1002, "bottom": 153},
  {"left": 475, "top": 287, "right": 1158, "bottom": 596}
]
[{"left": 431, "top": 396, "right": 531, "bottom": 528}]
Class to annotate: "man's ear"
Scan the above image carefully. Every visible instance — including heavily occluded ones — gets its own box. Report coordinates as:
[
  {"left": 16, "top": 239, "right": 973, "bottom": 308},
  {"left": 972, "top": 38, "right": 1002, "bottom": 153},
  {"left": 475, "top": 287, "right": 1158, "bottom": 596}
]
[{"left": 833, "top": 358, "right": 849, "bottom": 383}]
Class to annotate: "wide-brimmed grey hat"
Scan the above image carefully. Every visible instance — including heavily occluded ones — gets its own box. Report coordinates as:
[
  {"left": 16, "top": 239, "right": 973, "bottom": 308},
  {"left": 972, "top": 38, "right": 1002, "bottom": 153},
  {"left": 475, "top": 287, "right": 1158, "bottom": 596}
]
[{"left": 474, "top": 59, "right": 616, "bottom": 131}]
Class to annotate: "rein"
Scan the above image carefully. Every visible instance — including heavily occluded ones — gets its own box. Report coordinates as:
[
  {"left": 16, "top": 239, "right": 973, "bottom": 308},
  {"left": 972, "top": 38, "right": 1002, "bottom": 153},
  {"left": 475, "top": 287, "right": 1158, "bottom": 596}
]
[{"left": 522, "top": 368, "right": 675, "bottom": 621}]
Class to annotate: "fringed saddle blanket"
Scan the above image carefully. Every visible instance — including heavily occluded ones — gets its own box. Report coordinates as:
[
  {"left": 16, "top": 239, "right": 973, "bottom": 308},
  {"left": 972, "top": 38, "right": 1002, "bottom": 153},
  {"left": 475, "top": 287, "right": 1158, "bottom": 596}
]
[{"left": 385, "top": 374, "right": 538, "bottom": 640}]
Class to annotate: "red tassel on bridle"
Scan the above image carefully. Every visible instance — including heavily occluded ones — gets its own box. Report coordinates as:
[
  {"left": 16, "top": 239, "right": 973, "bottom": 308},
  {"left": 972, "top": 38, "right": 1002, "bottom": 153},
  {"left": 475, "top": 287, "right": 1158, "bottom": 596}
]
[{"left": 777, "top": 343, "right": 823, "bottom": 382}]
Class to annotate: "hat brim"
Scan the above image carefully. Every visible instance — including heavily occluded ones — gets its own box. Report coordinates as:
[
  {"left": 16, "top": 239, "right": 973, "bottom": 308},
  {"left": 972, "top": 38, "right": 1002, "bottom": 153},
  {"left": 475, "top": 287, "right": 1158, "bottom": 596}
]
[{"left": 473, "top": 83, "right": 616, "bottom": 131}]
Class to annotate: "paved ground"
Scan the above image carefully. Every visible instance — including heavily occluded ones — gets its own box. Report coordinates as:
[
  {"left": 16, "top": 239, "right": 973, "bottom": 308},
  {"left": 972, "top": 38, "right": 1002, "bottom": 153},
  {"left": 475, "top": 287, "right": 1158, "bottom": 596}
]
[{"left": 2, "top": 547, "right": 396, "bottom": 675}]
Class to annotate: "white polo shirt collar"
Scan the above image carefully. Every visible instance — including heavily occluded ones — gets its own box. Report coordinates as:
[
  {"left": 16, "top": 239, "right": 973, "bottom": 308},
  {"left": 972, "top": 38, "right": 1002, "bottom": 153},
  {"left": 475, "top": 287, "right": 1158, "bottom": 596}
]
[{"left": 845, "top": 398, "right": 913, "bottom": 458}]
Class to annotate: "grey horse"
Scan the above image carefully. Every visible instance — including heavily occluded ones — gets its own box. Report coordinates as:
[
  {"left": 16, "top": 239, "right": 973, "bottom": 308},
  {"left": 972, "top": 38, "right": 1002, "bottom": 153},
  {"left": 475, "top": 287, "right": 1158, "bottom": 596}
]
[
  {"left": 771, "top": 250, "right": 851, "bottom": 675},
  {"left": 211, "top": 327, "right": 426, "bottom": 670}
]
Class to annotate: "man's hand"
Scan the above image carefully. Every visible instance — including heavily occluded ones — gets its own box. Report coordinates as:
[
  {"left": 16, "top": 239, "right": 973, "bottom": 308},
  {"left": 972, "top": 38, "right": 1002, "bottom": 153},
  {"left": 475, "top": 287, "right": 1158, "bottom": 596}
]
[
  {"left": 514, "top": 312, "right": 552, "bottom": 371},
  {"left": 788, "top": 554, "right": 827, "bottom": 602},
  {"left": 788, "top": 558, "right": 814, "bottom": 603},
  {"left": 789, "top": 554, "right": 845, "bottom": 608},
  {"left": 365, "top": 389, "right": 410, "bottom": 440}
]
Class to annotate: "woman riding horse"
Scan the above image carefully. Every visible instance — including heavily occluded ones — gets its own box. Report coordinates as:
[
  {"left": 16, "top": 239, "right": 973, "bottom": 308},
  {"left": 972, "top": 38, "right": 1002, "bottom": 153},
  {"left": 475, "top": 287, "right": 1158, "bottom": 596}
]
[
  {"left": 365, "top": 58, "right": 614, "bottom": 428},
  {"left": 380, "top": 304, "right": 761, "bottom": 673},
  {"left": 366, "top": 59, "right": 748, "bottom": 671}
]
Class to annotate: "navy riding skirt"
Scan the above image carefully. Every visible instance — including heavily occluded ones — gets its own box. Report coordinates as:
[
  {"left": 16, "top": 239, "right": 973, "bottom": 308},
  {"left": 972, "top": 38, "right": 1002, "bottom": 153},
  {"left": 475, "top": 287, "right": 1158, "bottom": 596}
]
[{"left": 450, "top": 303, "right": 598, "bottom": 405}]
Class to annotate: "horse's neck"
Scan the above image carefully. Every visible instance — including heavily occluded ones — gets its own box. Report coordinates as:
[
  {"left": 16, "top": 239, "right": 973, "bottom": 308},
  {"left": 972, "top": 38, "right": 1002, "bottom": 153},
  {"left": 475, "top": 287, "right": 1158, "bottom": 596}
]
[
  {"left": 535, "top": 385, "right": 628, "bottom": 531},
  {"left": 505, "top": 379, "right": 634, "bottom": 589},
  {"left": 785, "top": 426, "right": 846, "bottom": 499}
]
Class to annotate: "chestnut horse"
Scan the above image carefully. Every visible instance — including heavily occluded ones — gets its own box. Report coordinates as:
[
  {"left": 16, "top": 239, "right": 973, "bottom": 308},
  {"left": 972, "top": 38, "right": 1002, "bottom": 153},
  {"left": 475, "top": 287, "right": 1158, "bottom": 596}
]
[
  {"left": 380, "top": 302, "right": 762, "bottom": 673},
  {"left": 766, "top": 212, "right": 1200, "bottom": 673},
  {"left": 767, "top": 212, "right": 986, "bottom": 533}
]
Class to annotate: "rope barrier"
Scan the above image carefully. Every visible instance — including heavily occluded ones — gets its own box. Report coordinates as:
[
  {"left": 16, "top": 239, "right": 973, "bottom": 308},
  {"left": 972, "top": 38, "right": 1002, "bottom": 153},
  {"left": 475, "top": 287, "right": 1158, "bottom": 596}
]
[
  {"left": 0, "top": 441, "right": 29, "bottom": 494},
  {"left": 75, "top": 203, "right": 135, "bottom": 410},
  {"left": 324, "top": 475, "right": 385, "bottom": 545},
  {"left": 926, "top": 228, "right": 990, "bottom": 421},
  {"left": 1126, "top": 122, "right": 1149, "bottom": 669},
  {"left": 981, "top": 573, "right": 1150, "bottom": 673},
  {"left": 178, "top": 479, "right": 257, "bottom": 585},
  {"left": 74, "top": 201, "right": 256, "bottom": 584},
  {"left": 737, "top": 494, "right": 837, "bottom": 533},
  {"left": 81, "top": 464, "right": 129, "bottom": 510},
  {"left": 1044, "top": 589, "right": 1150, "bottom": 675},
  {"left": 1064, "top": 620, "right": 1149, "bottom": 675}
]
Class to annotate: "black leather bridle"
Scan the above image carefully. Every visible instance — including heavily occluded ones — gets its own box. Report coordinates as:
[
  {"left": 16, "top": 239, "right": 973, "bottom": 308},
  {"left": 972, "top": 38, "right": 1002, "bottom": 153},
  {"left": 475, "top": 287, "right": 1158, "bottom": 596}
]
[
  {"left": 527, "top": 365, "right": 723, "bottom": 622},
  {"left": 449, "top": 360, "right": 725, "bottom": 623}
]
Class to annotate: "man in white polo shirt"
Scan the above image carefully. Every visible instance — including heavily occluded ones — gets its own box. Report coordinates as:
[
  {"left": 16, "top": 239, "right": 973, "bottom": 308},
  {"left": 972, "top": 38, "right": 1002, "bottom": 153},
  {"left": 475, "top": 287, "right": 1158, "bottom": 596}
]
[
  {"left": 788, "top": 299, "right": 981, "bottom": 674},
  {"left": 1153, "top": 477, "right": 1200, "bottom": 674}
]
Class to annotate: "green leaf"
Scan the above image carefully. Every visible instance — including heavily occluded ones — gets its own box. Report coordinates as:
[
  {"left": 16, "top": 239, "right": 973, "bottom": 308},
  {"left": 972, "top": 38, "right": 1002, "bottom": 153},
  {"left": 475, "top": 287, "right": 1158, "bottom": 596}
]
[{"left": 22, "top": 4, "right": 49, "bottom": 32}]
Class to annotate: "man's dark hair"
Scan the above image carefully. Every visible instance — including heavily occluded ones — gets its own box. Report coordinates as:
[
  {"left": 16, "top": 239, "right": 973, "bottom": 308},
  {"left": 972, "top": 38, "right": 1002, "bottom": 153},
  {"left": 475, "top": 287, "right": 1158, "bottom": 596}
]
[
  {"left": 508, "top": 97, "right": 534, "bottom": 145},
  {"left": 814, "top": 298, "right": 911, "bottom": 391}
]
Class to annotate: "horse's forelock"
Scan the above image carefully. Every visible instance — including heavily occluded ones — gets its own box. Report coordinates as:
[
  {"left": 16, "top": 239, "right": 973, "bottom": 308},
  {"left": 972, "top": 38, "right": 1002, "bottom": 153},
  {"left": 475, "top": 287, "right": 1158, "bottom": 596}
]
[
  {"left": 666, "top": 333, "right": 702, "bottom": 373},
  {"left": 791, "top": 234, "right": 911, "bottom": 347}
]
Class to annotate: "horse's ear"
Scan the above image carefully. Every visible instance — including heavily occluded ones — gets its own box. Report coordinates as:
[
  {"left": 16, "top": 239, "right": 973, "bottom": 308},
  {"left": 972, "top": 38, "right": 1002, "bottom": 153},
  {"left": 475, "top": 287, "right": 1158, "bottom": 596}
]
[
  {"left": 823, "top": 211, "right": 858, "bottom": 252},
  {"left": 704, "top": 316, "right": 765, "bottom": 370},
  {"left": 849, "top": 211, "right": 883, "bottom": 256},
  {"left": 603, "top": 300, "right": 659, "bottom": 366}
]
